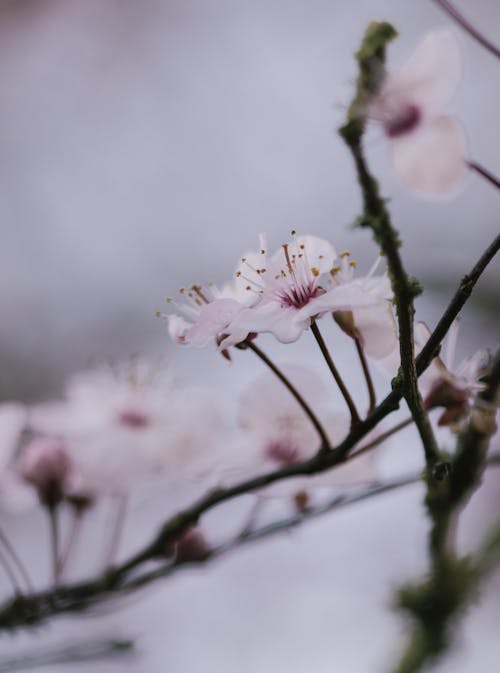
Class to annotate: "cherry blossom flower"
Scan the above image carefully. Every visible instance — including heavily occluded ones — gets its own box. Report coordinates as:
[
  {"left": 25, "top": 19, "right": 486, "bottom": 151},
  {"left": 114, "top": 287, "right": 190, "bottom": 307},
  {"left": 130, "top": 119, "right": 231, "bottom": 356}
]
[
  {"left": 29, "top": 361, "right": 226, "bottom": 496},
  {"left": 378, "top": 321, "right": 487, "bottom": 427},
  {"left": 415, "top": 322, "right": 488, "bottom": 426},
  {"left": 233, "top": 365, "right": 377, "bottom": 497},
  {"left": 160, "top": 251, "right": 263, "bottom": 348},
  {"left": 20, "top": 438, "right": 72, "bottom": 508},
  {"left": 366, "top": 28, "right": 467, "bottom": 194},
  {"left": 328, "top": 252, "right": 396, "bottom": 359},
  {"left": 220, "top": 232, "right": 385, "bottom": 348}
]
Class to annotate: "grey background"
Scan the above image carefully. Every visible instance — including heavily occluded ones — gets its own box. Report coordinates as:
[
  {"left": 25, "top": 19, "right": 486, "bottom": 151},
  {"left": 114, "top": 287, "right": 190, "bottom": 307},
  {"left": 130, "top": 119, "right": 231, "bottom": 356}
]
[{"left": 0, "top": 0, "right": 498, "bottom": 671}]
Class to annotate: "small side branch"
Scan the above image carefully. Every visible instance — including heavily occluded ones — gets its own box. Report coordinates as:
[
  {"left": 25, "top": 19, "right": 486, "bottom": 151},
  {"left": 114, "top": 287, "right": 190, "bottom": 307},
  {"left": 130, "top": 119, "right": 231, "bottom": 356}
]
[{"left": 432, "top": 0, "right": 500, "bottom": 60}]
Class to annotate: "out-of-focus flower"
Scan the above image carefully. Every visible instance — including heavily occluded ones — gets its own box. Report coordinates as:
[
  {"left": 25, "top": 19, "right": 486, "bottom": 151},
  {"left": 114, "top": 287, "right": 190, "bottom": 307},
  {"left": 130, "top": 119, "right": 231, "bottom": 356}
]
[
  {"left": 378, "top": 321, "right": 488, "bottom": 427},
  {"left": 221, "top": 232, "right": 383, "bottom": 348},
  {"left": 328, "top": 252, "right": 396, "bottom": 359},
  {"left": 366, "top": 28, "right": 467, "bottom": 195},
  {"left": 416, "top": 322, "right": 488, "bottom": 426},
  {"left": 30, "top": 361, "right": 226, "bottom": 496},
  {"left": 20, "top": 437, "right": 72, "bottom": 508},
  {"left": 0, "top": 403, "right": 37, "bottom": 512},
  {"left": 233, "top": 364, "right": 377, "bottom": 497}
]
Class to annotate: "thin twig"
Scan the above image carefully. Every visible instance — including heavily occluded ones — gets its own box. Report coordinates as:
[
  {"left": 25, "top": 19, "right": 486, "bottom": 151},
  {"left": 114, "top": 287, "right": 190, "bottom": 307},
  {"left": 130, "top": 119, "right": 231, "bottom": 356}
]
[
  {"left": 47, "top": 506, "right": 60, "bottom": 585},
  {"left": 310, "top": 321, "right": 361, "bottom": 428},
  {"left": 354, "top": 337, "right": 376, "bottom": 413},
  {"left": 245, "top": 340, "right": 330, "bottom": 449},
  {"left": 0, "top": 546, "right": 20, "bottom": 595},
  {"left": 431, "top": 0, "right": 500, "bottom": 60},
  {"left": 102, "top": 496, "right": 128, "bottom": 571},
  {"left": 58, "top": 510, "right": 85, "bottom": 580},
  {"left": 349, "top": 416, "right": 414, "bottom": 460},
  {"left": 0, "top": 525, "right": 33, "bottom": 592},
  {"left": 469, "top": 161, "right": 500, "bottom": 191}
]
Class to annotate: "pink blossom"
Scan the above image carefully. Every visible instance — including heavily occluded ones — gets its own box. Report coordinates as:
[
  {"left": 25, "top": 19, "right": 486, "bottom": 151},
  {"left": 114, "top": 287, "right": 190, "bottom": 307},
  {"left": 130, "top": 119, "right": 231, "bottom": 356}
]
[
  {"left": 20, "top": 437, "right": 72, "bottom": 507},
  {"left": 221, "top": 233, "right": 383, "bottom": 347},
  {"left": 29, "top": 362, "right": 226, "bottom": 495},
  {"left": 233, "top": 365, "right": 377, "bottom": 497},
  {"left": 367, "top": 29, "right": 467, "bottom": 195}
]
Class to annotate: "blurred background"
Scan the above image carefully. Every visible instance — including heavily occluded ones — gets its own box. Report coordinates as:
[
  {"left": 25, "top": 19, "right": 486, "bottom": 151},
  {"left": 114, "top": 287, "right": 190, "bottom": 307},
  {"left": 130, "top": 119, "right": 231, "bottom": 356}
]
[{"left": 0, "top": 0, "right": 498, "bottom": 671}]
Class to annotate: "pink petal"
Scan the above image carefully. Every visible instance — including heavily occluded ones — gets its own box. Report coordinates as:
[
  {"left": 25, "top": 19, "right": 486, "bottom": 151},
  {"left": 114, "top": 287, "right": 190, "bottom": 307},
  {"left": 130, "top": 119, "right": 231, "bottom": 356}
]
[
  {"left": 222, "top": 302, "right": 308, "bottom": 347},
  {"left": 396, "top": 28, "right": 461, "bottom": 115},
  {"left": 186, "top": 298, "right": 244, "bottom": 346},
  {"left": 352, "top": 304, "right": 398, "bottom": 359},
  {"left": 391, "top": 116, "right": 467, "bottom": 194}
]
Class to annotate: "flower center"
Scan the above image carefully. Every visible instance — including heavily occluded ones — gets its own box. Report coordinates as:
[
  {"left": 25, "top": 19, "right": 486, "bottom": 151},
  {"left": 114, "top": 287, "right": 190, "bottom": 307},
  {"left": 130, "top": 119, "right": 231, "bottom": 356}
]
[
  {"left": 384, "top": 103, "right": 421, "bottom": 138},
  {"left": 118, "top": 409, "right": 151, "bottom": 428},
  {"left": 265, "top": 440, "right": 301, "bottom": 466}
]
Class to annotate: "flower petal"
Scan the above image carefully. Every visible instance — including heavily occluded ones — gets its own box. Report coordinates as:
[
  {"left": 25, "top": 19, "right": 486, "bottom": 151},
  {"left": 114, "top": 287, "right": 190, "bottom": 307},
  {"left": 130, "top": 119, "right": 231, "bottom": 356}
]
[
  {"left": 395, "top": 28, "right": 461, "bottom": 115},
  {"left": 186, "top": 298, "right": 244, "bottom": 346},
  {"left": 222, "top": 302, "right": 309, "bottom": 347},
  {"left": 352, "top": 304, "right": 398, "bottom": 359},
  {"left": 391, "top": 116, "right": 467, "bottom": 194}
]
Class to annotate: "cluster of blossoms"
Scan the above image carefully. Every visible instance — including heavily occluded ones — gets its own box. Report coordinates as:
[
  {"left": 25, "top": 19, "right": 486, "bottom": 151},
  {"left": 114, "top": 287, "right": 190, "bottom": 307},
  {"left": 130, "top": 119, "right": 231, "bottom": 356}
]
[{"left": 161, "top": 231, "right": 396, "bottom": 358}]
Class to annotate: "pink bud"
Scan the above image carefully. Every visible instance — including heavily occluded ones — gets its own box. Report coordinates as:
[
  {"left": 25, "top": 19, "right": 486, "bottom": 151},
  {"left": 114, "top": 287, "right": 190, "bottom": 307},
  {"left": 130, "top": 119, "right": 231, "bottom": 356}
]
[
  {"left": 20, "top": 438, "right": 72, "bottom": 508},
  {"left": 165, "top": 527, "right": 209, "bottom": 563}
]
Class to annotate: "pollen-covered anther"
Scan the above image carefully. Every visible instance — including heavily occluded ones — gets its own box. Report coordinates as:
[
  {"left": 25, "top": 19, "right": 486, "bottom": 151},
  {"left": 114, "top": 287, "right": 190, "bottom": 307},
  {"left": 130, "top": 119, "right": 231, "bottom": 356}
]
[
  {"left": 340, "top": 251, "right": 350, "bottom": 258},
  {"left": 349, "top": 260, "right": 357, "bottom": 268},
  {"left": 311, "top": 267, "right": 320, "bottom": 277}
]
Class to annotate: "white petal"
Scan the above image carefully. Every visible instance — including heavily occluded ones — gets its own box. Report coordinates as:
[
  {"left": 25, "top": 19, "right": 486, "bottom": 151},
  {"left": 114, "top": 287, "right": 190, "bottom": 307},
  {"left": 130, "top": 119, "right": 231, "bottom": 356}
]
[
  {"left": 166, "top": 314, "right": 192, "bottom": 344},
  {"left": 186, "top": 298, "right": 244, "bottom": 346},
  {"left": 222, "top": 302, "right": 308, "bottom": 347},
  {"left": 391, "top": 116, "right": 467, "bottom": 194},
  {"left": 395, "top": 28, "right": 461, "bottom": 114},
  {"left": 306, "top": 281, "right": 385, "bottom": 316},
  {"left": 352, "top": 304, "right": 398, "bottom": 359}
]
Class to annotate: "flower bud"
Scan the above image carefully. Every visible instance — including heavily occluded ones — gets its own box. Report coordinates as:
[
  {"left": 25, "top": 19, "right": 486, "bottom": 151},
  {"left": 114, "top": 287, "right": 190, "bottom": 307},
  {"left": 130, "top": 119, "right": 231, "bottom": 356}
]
[
  {"left": 165, "top": 526, "right": 210, "bottom": 563},
  {"left": 20, "top": 438, "right": 72, "bottom": 508}
]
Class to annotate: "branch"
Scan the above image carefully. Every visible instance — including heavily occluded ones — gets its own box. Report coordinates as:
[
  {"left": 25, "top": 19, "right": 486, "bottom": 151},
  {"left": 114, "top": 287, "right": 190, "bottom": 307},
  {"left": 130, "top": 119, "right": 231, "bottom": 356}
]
[
  {"left": 339, "top": 22, "right": 439, "bottom": 468},
  {"left": 431, "top": 0, "right": 500, "bottom": 60},
  {"left": 0, "top": 230, "right": 496, "bottom": 629},
  {"left": 392, "top": 351, "right": 500, "bottom": 673}
]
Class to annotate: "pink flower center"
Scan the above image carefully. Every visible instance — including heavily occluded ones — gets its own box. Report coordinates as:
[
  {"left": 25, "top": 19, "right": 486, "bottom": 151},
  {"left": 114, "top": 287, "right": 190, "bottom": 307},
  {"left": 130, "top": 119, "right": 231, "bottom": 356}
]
[
  {"left": 117, "top": 409, "right": 151, "bottom": 428},
  {"left": 384, "top": 103, "right": 421, "bottom": 138},
  {"left": 265, "top": 440, "right": 301, "bottom": 466},
  {"left": 278, "top": 283, "right": 324, "bottom": 309}
]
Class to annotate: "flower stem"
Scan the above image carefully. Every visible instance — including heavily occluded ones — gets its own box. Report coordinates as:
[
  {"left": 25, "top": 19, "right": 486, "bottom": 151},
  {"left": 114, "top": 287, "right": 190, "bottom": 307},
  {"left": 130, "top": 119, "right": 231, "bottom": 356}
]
[
  {"left": 348, "top": 416, "right": 414, "bottom": 460},
  {"left": 468, "top": 160, "right": 500, "bottom": 191},
  {"left": 0, "top": 525, "right": 33, "bottom": 592},
  {"left": 245, "top": 340, "right": 331, "bottom": 450},
  {"left": 0, "top": 545, "right": 20, "bottom": 594},
  {"left": 58, "top": 510, "right": 85, "bottom": 580},
  {"left": 354, "top": 337, "right": 376, "bottom": 413},
  {"left": 310, "top": 321, "right": 361, "bottom": 429},
  {"left": 47, "top": 506, "right": 60, "bottom": 585},
  {"left": 102, "top": 496, "right": 128, "bottom": 570},
  {"left": 432, "top": 0, "right": 500, "bottom": 60}
]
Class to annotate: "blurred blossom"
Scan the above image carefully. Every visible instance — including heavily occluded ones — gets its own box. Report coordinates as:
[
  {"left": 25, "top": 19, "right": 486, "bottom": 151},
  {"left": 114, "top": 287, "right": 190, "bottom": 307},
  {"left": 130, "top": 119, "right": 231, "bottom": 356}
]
[
  {"left": 366, "top": 28, "right": 467, "bottom": 195},
  {"left": 0, "top": 402, "right": 36, "bottom": 511},
  {"left": 378, "top": 320, "right": 488, "bottom": 428},
  {"left": 232, "top": 364, "right": 377, "bottom": 497},
  {"left": 19, "top": 437, "right": 72, "bottom": 508},
  {"left": 29, "top": 361, "right": 227, "bottom": 496}
]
